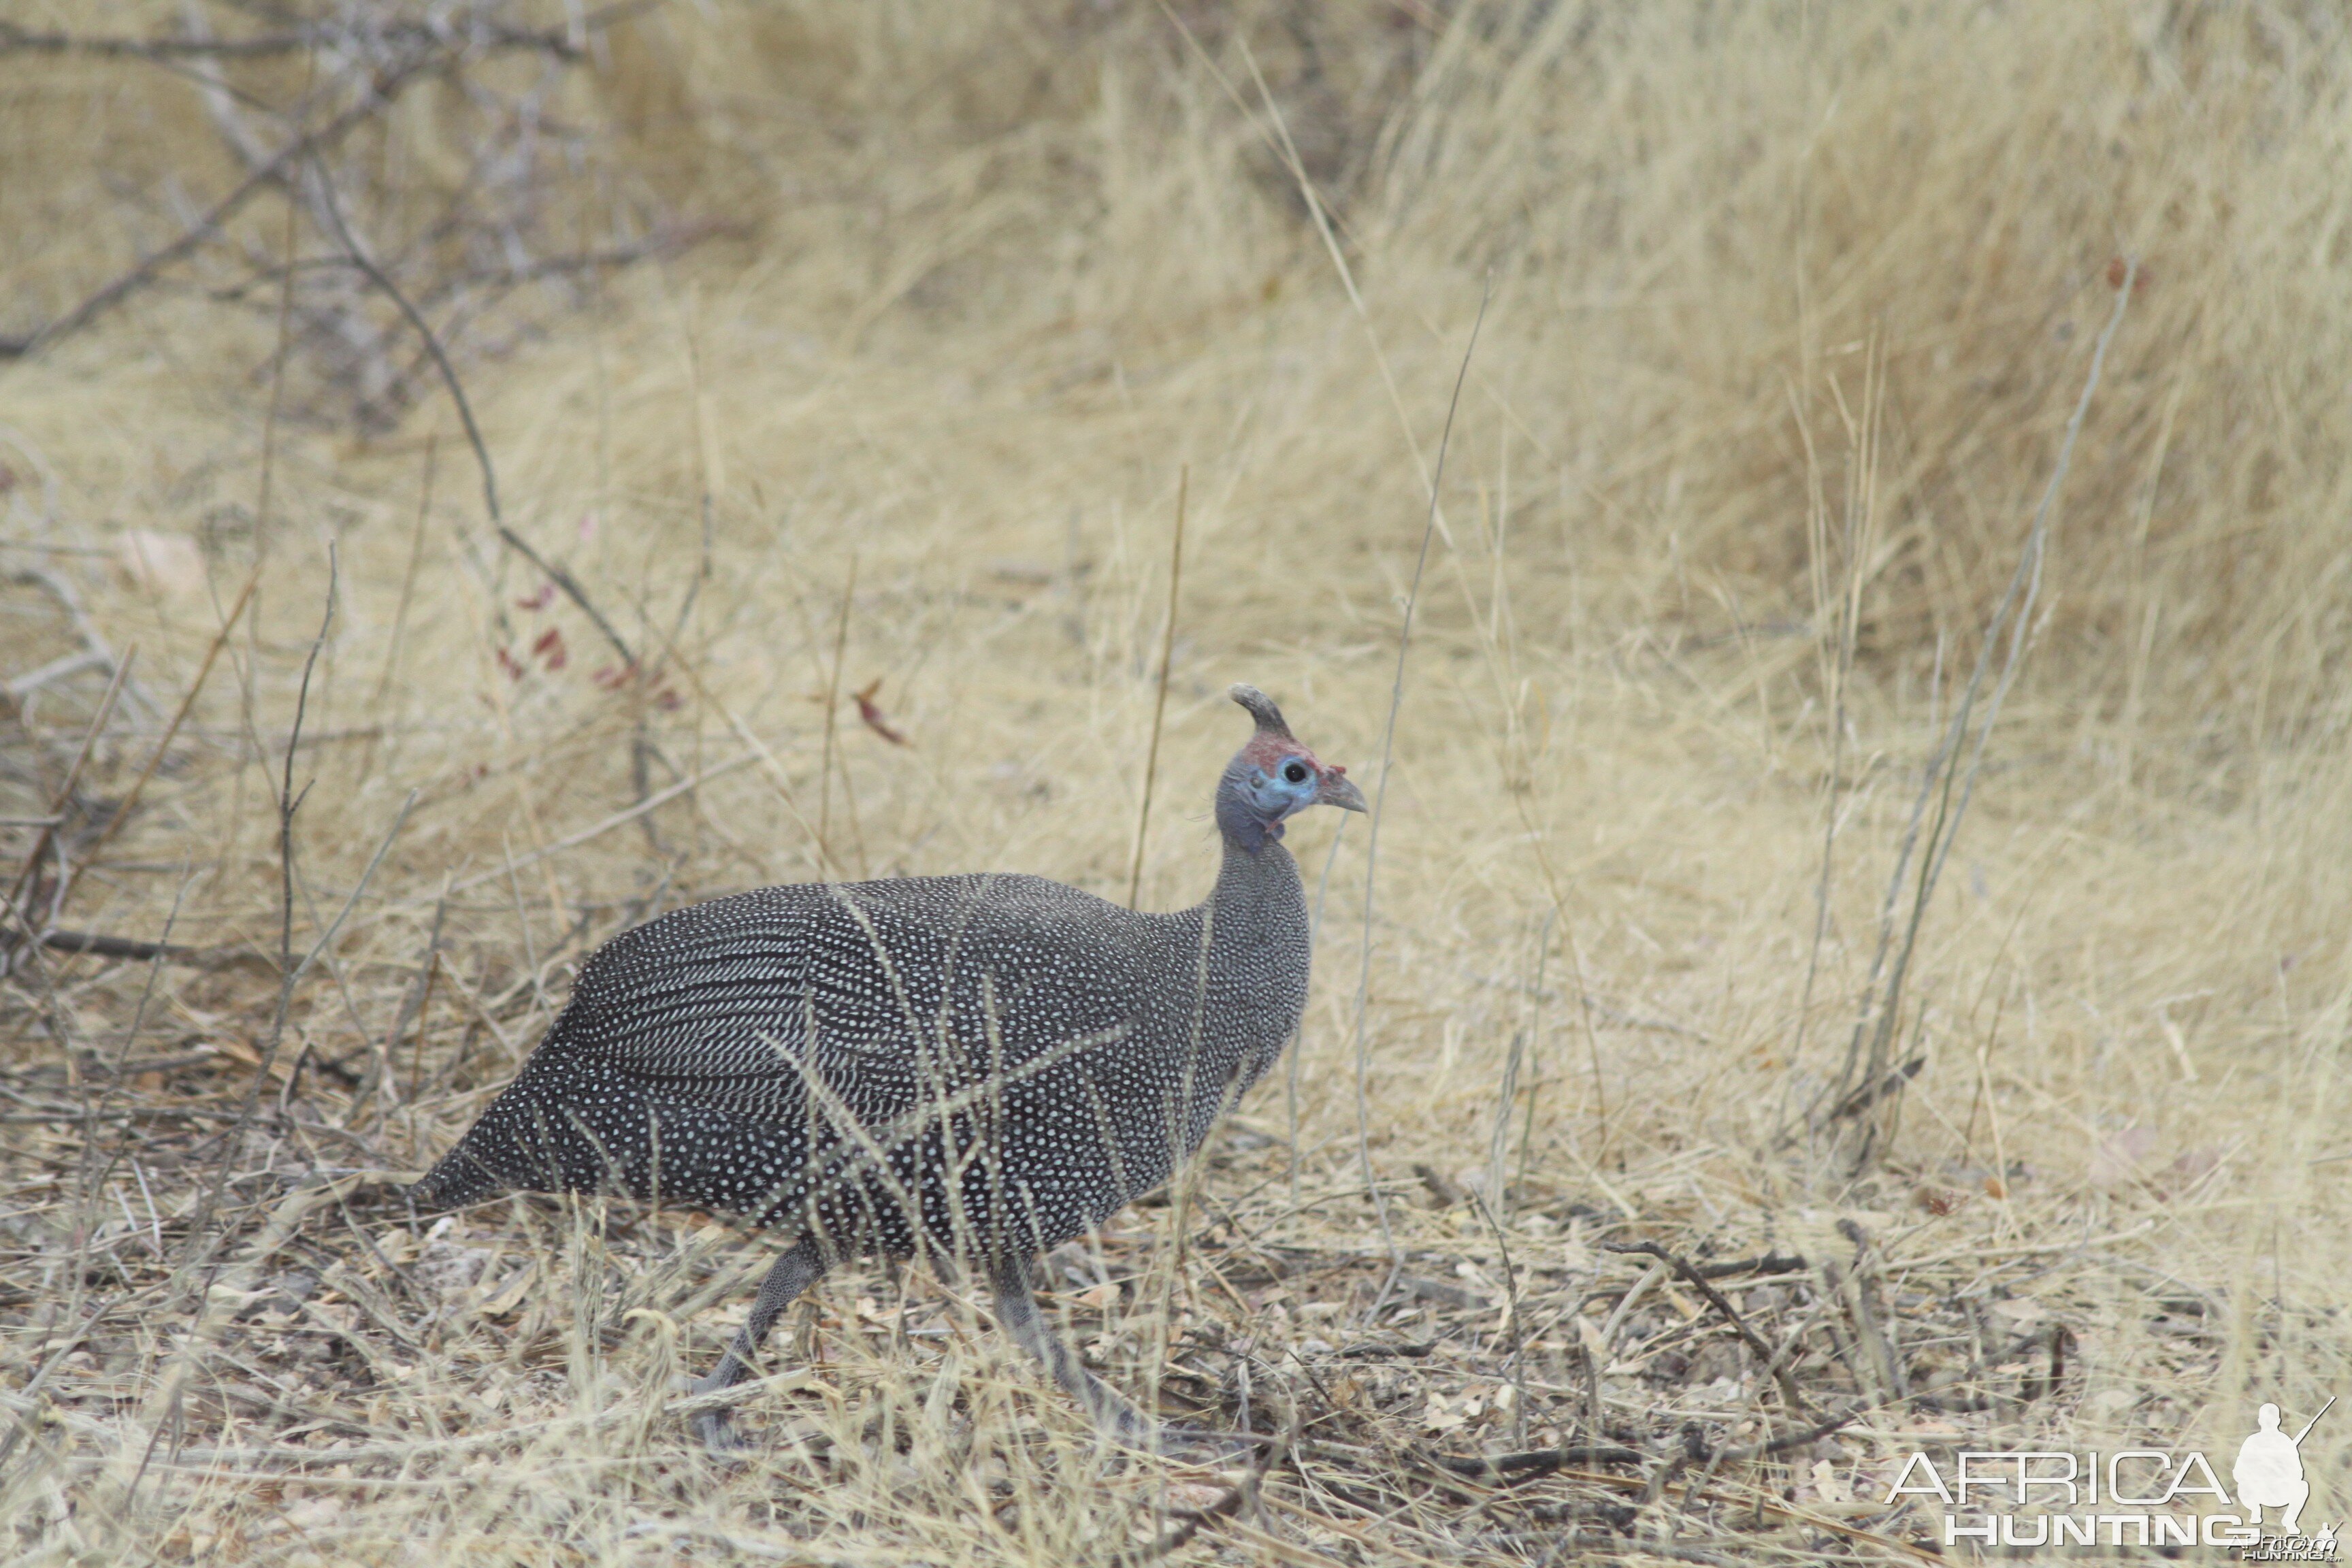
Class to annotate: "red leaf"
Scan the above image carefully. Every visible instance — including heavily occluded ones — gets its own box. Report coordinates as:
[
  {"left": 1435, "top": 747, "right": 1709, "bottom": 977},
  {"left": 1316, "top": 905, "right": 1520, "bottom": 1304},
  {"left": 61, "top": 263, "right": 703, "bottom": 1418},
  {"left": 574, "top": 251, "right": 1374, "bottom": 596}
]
[
  {"left": 517, "top": 584, "right": 555, "bottom": 611},
  {"left": 853, "top": 679, "right": 908, "bottom": 745},
  {"left": 532, "top": 627, "right": 568, "bottom": 670}
]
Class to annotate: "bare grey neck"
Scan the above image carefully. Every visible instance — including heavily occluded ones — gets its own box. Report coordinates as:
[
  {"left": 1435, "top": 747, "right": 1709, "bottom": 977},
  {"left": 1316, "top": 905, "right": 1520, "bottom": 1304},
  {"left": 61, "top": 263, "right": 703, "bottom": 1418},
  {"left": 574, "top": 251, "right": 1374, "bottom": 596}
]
[{"left": 1197, "top": 802, "right": 1307, "bottom": 1009}]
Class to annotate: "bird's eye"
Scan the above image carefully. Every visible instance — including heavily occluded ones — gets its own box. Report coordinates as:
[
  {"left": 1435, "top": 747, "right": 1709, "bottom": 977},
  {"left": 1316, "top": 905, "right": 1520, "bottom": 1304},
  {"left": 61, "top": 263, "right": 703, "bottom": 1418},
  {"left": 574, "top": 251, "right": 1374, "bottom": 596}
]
[{"left": 1283, "top": 761, "right": 1309, "bottom": 784}]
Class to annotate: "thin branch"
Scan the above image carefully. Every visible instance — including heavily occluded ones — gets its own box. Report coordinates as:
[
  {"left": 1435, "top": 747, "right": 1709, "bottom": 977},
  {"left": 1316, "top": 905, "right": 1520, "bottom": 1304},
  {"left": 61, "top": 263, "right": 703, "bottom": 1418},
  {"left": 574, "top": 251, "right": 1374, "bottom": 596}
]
[
  {"left": 303, "top": 152, "right": 637, "bottom": 667},
  {"left": 1827, "top": 1054, "right": 1925, "bottom": 1122},
  {"left": 815, "top": 558, "right": 858, "bottom": 879},
  {"left": 355, "top": 753, "right": 757, "bottom": 931},
  {"left": 1603, "top": 1240, "right": 1815, "bottom": 1415},
  {"left": 177, "top": 550, "right": 336, "bottom": 1277},
  {"left": 0, "top": 74, "right": 427, "bottom": 359},
  {"left": 0, "top": 12, "right": 642, "bottom": 63},
  {"left": 49, "top": 575, "right": 257, "bottom": 921},
  {"left": 4, "top": 651, "right": 135, "bottom": 941},
  {"left": 371, "top": 437, "right": 435, "bottom": 712},
  {"left": 206, "top": 230, "right": 714, "bottom": 309},
  {"left": 1816, "top": 263, "right": 2136, "bottom": 1149},
  {"left": 1427, "top": 1443, "right": 1647, "bottom": 1482},
  {"left": 1784, "top": 345, "right": 1873, "bottom": 1079},
  {"left": 1351, "top": 278, "right": 1491, "bottom": 1285},
  {"left": 1126, "top": 467, "right": 1187, "bottom": 909},
  {"left": 30, "top": 930, "right": 218, "bottom": 967}
]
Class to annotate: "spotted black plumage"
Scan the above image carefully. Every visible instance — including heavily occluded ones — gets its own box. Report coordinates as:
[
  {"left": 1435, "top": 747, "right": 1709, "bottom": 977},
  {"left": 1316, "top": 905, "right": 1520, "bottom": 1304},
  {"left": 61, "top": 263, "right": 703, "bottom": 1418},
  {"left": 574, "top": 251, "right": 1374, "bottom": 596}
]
[{"left": 410, "top": 685, "right": 1366, "bottom": 1451}]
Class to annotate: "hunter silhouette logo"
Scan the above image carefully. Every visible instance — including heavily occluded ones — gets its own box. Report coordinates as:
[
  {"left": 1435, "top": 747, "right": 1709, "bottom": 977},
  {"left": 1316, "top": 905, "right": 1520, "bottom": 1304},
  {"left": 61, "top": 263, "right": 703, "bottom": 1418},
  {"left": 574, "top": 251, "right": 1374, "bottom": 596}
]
[{"left": 2236, "top": 1399, "right": 2332, "bottom": 1539}]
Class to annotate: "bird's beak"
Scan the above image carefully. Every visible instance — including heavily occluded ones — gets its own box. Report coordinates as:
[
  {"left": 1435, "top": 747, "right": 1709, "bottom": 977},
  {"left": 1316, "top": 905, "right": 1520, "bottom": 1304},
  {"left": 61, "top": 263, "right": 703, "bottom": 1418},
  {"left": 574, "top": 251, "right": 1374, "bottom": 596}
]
[{"left": 1318, "top": 766, "right": 1368, "bottom": 813}]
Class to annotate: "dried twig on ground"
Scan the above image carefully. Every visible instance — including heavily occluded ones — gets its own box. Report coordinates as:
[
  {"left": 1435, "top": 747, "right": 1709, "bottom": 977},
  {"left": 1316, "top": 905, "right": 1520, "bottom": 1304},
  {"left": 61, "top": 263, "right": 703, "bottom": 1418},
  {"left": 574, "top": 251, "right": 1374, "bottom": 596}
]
[{"left": 1603, "top": 1240, "right": 1815, "bottom": 1416}]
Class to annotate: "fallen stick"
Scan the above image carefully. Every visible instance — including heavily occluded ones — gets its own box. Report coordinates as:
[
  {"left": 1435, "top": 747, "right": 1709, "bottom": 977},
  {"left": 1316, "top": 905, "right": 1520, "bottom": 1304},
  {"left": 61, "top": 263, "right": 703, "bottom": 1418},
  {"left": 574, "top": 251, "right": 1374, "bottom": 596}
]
[{"left": 1604, "top": 1240, "right": 1816, "bottom": 1416}]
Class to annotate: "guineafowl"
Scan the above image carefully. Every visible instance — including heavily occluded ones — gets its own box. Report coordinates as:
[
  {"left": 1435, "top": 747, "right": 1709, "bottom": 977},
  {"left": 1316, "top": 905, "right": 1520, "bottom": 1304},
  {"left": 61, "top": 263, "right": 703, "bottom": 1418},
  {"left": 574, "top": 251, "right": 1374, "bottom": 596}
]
[{"left": 410, "top": 684, "right": 1365, "bottom": 1452}]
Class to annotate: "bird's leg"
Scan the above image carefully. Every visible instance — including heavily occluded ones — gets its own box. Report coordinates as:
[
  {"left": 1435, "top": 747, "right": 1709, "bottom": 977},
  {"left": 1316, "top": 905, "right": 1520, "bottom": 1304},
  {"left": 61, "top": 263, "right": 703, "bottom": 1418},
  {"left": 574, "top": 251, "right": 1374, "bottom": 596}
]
[
  {"left": 987, "top": 1252, "right": 1158, "bottom": 1448},
  {"left": 690, "top": 1235, "right": 827, "bottom": 1455},
  {"left": 987, "top": 1254, "right": 1264, "bottom": 1460}
]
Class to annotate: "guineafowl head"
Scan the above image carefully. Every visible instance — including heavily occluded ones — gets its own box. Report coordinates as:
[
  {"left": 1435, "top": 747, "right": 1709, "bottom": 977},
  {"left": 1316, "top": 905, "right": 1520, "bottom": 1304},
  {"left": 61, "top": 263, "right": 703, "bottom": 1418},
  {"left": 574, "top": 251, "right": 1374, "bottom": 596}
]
[{"left": 1216, "top": 684, "right": 1367, "bottom": 851}]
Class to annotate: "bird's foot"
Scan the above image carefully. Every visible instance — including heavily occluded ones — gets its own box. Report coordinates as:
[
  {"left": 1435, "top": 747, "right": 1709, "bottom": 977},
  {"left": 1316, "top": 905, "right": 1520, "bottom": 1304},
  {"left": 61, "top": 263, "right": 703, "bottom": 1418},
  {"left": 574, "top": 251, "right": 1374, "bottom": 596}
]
[
  {"left": 1141, "top": 1420, "right": 1275, "bottom": 1465},
  {"left": 693, "top": 1407, "right": 754, "bottom": 1458},
  {"left": 677, "top": 1372, "right": 757, "bottom": 1459},
  {"left": 1083, "top": 1392, "right": 1271, "bottom": 1463}
]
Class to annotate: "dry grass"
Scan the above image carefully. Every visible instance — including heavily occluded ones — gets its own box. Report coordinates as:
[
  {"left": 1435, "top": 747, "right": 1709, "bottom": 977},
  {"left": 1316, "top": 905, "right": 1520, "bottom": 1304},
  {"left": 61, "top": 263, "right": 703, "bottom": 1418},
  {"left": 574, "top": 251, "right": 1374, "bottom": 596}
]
[{"left": 4, "top": 2, "right": 2351, "bottom": 1563}]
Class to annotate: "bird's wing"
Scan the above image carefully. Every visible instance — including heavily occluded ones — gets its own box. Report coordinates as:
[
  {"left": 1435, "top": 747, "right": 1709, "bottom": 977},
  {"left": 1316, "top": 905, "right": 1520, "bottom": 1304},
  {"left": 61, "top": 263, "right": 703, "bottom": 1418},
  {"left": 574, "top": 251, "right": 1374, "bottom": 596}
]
[
  {"left": 542, "top": 876, "right": 1157, "bottom": 1122},
  {"left": 546, "top": 886, "right": 931, "bottom": 1122},
  {"left": 842, "top": 874, "right": 1167, "bottom": 1066}
]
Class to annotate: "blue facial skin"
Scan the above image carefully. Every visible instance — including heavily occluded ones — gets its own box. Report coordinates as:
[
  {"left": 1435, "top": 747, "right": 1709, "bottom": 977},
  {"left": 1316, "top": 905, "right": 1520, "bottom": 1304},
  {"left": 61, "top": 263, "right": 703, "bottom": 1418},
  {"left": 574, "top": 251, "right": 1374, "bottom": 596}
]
[
  {"left": 1243, "top": 755, "right": 1321, "bottom": 827},
  {"left": 1216, "top": 750, "right": 1334, "bottom": 851}
]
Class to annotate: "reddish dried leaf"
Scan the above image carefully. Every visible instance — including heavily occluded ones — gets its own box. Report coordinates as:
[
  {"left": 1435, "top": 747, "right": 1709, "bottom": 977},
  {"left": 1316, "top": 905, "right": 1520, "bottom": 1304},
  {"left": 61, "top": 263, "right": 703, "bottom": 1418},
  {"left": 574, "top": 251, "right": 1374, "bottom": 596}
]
[{"left": 853, "top": 679, "right": 908, "bottom": 745}]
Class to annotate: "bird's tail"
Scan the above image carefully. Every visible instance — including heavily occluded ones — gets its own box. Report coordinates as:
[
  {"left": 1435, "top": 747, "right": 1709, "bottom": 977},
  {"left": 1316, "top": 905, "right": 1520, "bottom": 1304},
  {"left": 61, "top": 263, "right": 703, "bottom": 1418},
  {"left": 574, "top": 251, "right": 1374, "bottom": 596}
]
[{"left": 407, "top": 1136, "right": 507, "bottom": 1211}]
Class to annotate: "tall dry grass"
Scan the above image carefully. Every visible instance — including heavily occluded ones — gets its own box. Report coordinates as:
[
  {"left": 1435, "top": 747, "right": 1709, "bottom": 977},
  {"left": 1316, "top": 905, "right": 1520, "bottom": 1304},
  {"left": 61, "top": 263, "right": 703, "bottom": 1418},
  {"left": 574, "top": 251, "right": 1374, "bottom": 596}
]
[{"left": 3, "top": 2, "right": 2350, "bottom": 1563}]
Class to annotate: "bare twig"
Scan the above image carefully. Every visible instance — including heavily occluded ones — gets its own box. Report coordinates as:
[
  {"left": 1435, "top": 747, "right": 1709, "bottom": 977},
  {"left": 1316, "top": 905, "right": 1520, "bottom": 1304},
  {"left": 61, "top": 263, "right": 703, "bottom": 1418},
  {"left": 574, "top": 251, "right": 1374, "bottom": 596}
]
[
  {"left": 1512, "top": 917, "right": 1558, "bottom": 1196},
  {"left": 1352, "top": 280, "right": 1491, "bottom": 1287},
  {"left": 1785, "top": 344, "right": 1877, "bottom": 1077},
  {"left": 177, "top": 551, "right": 337, "bottom": 1274},
  {"left": 4, "top": 651, "right": 134, "bottom": 943},
  {"left": 815, "top": 558, "right": 858, "bottom": 879},
  {"left": 304, "top": 153, "right": 636, "bottom": 667},
  {"left": 31, "top": 930, "right": 212, "bottom": 966},
  {"left": 1827, "top": 1054, "right": 1925, "bottom": 1122},
  {"left": 207, "top": 232, "right": 709, "bottom": 312},
  {"left": 0, "top": 78, "right": 426, "bottom": 359},
  {"left": 1467, "top": 1190, "right": 1527, "bottom": 1445},
  {"left": 1816, "top": 263, "right": 2136, "bottom": 1149},
  {"left": 1426, "top": 1442, "right": 1647, "bottom": 1482},
  {"left": 1832, "top": 1220, "right": 1909, "bottom": 1403},
  {"left": 1603, "top": 1240, "right": 1816, "bottom": 1415},
  {"left": 49, "top": 575, "right": 257, "bottom": 924},
  {"left": 0, "top": 11, "right": 646, "bottom": 63},
  {"left": 1126, "top": 467, "right": 1187, "bottom": 910},
  {"left": 353, "top": 754, "right": 755, "bottom": 930},
  {"left": 370, "top": 436, "right": 435, "bottom": 712},
  {"left": 5, "top": 566, "right": 152, "bottom": 719}
]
